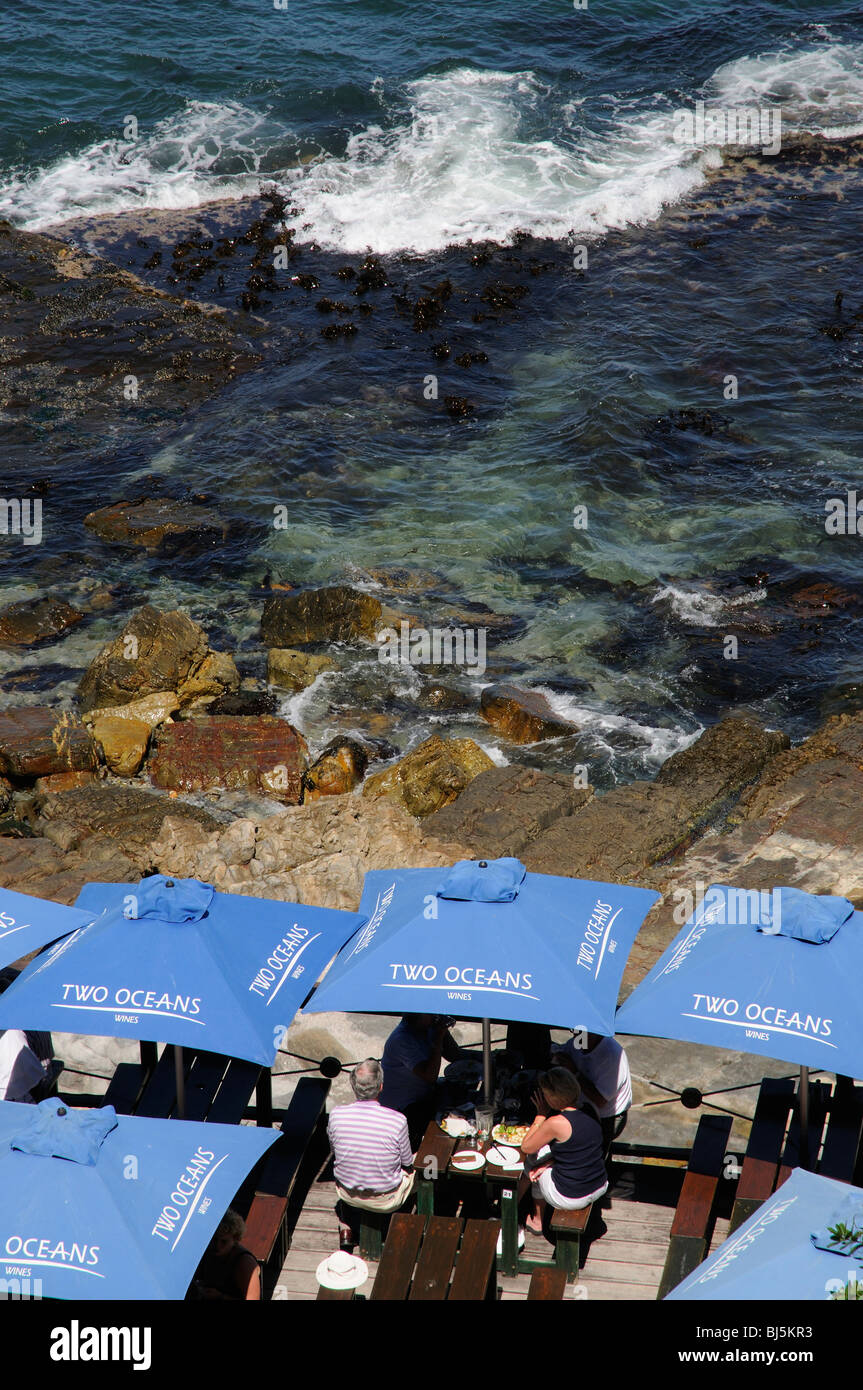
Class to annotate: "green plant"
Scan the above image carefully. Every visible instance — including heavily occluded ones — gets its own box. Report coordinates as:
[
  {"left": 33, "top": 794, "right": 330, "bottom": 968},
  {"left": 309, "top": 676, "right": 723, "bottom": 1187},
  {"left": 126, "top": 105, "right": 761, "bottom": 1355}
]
[{"left": 826, "top": 1219, "right": 863, "bottom": 1256}]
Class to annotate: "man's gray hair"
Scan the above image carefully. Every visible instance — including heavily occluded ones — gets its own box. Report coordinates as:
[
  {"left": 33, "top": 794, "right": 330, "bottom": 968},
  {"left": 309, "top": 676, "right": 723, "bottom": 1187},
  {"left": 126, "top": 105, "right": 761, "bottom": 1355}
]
[{"left": 351, "top": 1058, "right": 384, "bottom": 1100}]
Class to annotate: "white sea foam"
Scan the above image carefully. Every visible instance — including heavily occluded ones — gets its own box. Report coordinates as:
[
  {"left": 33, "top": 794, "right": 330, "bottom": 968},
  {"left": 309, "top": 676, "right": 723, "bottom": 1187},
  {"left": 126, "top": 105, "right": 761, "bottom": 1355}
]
[
  {"left": 4, "top": 40, "right": 863, "bottom": 247},
  {"left": 0, "top": 100, "right": 283, "bottom": 229},
  {"left": 651, "top": 583, "right": 767, "bottom": 628}
]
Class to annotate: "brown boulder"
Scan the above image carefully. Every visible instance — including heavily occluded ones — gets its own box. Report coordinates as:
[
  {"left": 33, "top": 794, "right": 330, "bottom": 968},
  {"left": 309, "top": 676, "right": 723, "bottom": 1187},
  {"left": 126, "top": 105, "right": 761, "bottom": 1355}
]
[
  {"left": 149, "top": 716, "right": 308, "bottom": 802},
  {"left": 0, "top": 596, "right": 84, "bottom": 646},
  {"left": 0, "top": 774, "right": 11, "bottom": 816},
  {"left": 267, "top": 648, "right": 336, "bottom": 691},
  {"left": 655, "top": 714, "right": 789, "bottom": 815},
  {"left": 424, "top": 764, "right": 593, "bottom": 858},
  {"left": 34, "top": 770, "right": 98, "bottom": 795},
  {"left": 261, "top": 585, "right": 382, "bottom": 647},
  {"left": 0, "top": 708, "right": 98, "bottom": 781},
  {"left": 303, "top": 738, "right": 369, "bottom": 800},
  {"left": 82, "top": 691, "right": 179, "bottom": 732},
  {"left": 479, "top": 684, "right": 578, "bottom": 743},
  {"left": 362, "top": 735, "right": 494, "bottom": 818},
  {"left": 32, "top": 783, "right": 221, "bottom": 868},
  {"left": 83, "top": 497, "right": 228, "bottom": 553},
  {"left": 90, "top": 714, "right": 151, "bottom": 777},
  {"left": 77, "top": 606, "right": 239, "bottom": 712}
]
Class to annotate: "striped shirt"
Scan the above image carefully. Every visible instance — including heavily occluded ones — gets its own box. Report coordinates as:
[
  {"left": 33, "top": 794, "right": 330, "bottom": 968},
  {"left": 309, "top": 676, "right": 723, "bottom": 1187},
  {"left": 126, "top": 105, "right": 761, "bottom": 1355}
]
[{"left": 328, "top": 1100, "right": 413, "bottom": 1193}]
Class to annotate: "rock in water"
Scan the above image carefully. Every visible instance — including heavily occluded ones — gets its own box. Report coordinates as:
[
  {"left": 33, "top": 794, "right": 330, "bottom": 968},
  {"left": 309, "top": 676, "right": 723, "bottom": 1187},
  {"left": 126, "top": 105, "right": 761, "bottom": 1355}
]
[
  {"left": 83, "top": 498, "right": 228, "bottom": 554},
  {"left": 362, "top": 734, "right": 494, "bottom": 817},
  {"left": 0, "top": 708, "right": 98, "bottom": 780},
  {"left": 0, "top": 596, "right": 84, "bottom": 646},
  {"left": 267, "top": 648, "right": 336, "bottom": 691},
  {"left": 479, "top": 683, "right": 579, "bottom": 743},
  {"left": 89, "top": 714, "right": 151, "bottom": 777},
  {"left": 261, "top": 585, "right": 382, "bottom": 646},
  {"left": 654, "top": 714, "right": 789, "bottom": 814},
  {"left": 303, "top": 738, "right": 369, "bottom": 799},
  {"left": 81, "top": 691, "right": 180, "bottom": 732},
  {"left": 148, "top": 716, "right": 308, "bottom": 802},
  {"left": 77, "top": 606, "right": 239, "bottom": 712}
]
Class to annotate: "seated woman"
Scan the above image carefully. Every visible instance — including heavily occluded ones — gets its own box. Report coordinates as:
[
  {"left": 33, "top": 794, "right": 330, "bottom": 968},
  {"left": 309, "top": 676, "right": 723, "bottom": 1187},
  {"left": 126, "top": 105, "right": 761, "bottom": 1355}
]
[
  {"left": 191, "top": 1210, "right": 261, "bottom": 1301},
  {"left": 518, "top": 1067, "right": 608, "bottom": 1234}
]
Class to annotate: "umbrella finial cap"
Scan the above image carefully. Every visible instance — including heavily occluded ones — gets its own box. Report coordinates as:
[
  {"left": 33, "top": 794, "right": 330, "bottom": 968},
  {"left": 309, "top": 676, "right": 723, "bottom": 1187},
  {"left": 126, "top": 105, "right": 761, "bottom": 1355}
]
[
  {"left": 57, "top": 1106, "right": 67, "bottom": 1117},
  {"left": 479, "top": 861, "right": 488, "bottom": 868}
]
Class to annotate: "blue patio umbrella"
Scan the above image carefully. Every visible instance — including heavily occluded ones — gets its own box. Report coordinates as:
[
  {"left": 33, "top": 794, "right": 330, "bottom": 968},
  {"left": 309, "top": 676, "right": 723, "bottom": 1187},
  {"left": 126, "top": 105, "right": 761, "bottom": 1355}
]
[
  {"left": 0, "top": 1096, "right": 278, "bottom": 1300},
  {"left": 666, "top": 1167, "right": 863, "bottom": 1300},
  {"left": 615, "top": 884, "right": 863, "bottom": 1160},
  {"left": 0, "top": 875, "right": 364, "bottom": 1106},
  {"left": 0, "top": 886, "right": 93, "bottom": 973},
  {"left": 304, "top": 858, "right": 660, "bottom": 1099}
]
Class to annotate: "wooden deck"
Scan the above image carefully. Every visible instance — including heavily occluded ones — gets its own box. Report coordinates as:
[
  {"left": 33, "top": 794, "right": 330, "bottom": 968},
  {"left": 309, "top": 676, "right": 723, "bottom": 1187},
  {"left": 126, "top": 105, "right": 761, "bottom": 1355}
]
[{"left": 271, "top": 1158, "right": 708, "bottom": 1301}]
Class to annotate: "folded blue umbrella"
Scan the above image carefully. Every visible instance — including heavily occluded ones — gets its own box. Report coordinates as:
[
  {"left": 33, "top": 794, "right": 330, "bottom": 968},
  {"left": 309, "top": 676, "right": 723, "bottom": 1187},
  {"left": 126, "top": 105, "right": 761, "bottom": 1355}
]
[
  {"left": 667, "top": 1168, "right": 863, "bottom": 1300},
  {"left": 0, "top": 1097, "right": 277, "bottom": 1299},
  {"left": 0, "top": 887, "right": 93, "bottom": 973},
  {"left": 615, "top": 883, "right": 863, "bottom": 1076},
  {"left": 759, "top": 887, "right": 853, "bottom": 944},
  {"left": 305, "top": 860, "right": 660, "bottom": 1032},
  {"left": 0, "top": 875, "right": 364, "bottom": 1067}
]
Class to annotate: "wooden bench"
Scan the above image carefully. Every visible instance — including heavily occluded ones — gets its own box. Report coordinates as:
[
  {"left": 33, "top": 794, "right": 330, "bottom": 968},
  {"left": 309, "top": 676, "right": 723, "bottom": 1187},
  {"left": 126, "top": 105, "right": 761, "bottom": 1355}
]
[
  {"left": 776, "top": 1080, "right": 830, "bottom": 1189},
  {"left": 550, "top": 1205, "right": 594, "bottom": 1283},
  {"left": 368, "top": 1213, "right": 501, "bottom": 1301},
  {"left": 528, "top": 1267, "right": 568, "bottom": 1301},
  {"left": 728, "top": 1077, "right": 795, "bottom": 1234},
  {"left": 243, "top": 1075, "right": 331, "bottom": 1290},
  {"left": 819, "top": 1081, "right": 863, "bottom": 1183},
  {"left": 657, "top": 1113, "right": 733, "bottom": 1300}
]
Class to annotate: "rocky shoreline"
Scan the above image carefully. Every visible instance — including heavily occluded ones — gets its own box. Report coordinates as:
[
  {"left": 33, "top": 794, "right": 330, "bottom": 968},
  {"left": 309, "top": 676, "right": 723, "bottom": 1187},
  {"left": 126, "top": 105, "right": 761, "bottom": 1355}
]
[{"left": 2, "top": 591, "right": 862, "bottom": 1146}]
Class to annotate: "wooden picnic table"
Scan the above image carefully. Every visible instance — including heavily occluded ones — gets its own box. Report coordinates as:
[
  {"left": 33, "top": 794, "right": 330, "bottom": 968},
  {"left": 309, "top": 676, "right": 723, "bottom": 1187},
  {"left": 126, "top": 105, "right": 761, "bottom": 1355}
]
[
  {"left": 413, "top": 1121, "right": 526, "bottom": 1275},
  {"left": 316, "top": 1212, "right": 501, "bottom": 1301}
]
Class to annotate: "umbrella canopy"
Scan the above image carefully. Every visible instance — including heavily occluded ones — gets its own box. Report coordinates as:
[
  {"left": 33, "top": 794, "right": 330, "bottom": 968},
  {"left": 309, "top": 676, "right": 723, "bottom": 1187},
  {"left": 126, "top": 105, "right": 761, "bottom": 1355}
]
[
  {"left": 304, "top": 860, "right": 660, "bottom": 1032},
  {"left": 667, "top": 1167, "right": 863, "bottom": 1300},
  {"left": 0, "top": 1096, "right": 278, "bottom": 1299},
  {"left": 0, "top": 886, "right": 93, "bottom": 973},
  {"left": 615, "top": 884, "right": 863, "bottom": 1077},
  {"left": 0, "top": 875, "right": 364, "bottom": 1067}
]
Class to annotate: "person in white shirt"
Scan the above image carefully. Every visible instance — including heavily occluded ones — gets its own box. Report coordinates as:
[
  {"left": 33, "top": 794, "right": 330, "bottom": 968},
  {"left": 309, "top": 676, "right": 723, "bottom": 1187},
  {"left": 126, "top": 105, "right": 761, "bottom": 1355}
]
[
  {"left": 552, "top": 1031, "right": 632, "bottom": 1157},
  {"left": 0, "top": 1029, "right": 45, "bottom": 1103}
]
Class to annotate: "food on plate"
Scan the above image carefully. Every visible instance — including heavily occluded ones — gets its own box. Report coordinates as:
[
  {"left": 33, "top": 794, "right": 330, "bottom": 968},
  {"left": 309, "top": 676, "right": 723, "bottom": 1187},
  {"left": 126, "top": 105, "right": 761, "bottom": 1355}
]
[
  {"left": 491, "top": 1123, "right": 530, "bottom": 1146},
  {"left": 439, "top": 1114, "right": 476, "bottom": 1138}
]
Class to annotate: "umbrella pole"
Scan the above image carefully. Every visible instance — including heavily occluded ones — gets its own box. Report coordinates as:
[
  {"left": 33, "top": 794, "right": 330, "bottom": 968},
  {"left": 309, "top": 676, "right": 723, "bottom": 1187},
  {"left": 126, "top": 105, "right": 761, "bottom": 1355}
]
[
  {"left": 482, "top": 1018, "right": 492, "bottom": 1107},
  {"left": 175, "top": 1044, "right": 185, "bottom": 1120},
  {"left": 799, "top": 1065, "right": 810, "bottom": 1170}
]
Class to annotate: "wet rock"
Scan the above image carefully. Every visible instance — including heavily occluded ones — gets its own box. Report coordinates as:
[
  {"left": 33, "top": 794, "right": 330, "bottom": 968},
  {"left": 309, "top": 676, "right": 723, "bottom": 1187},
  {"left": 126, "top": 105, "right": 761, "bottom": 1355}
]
[
  {"left": 0, "top": 596, "right": 84, "bottom": 646},
  {"left": 83, "top": 497, "right": 229, "bottom": 554},
  {"left": 654, "top": 714, "right": 790, "bottom": 815},
  {"left": 303, "top": 738, "right": 369, "bottom": 800},
  {"left": 267, "top": 648, "right": 336, "bottom": 691},
  {"left": 0, "top": 220, "right": 261, "bottom": 437},
  {"left": 33, "top": 770, "right": 98, "bottom": 795},
  {"left": 32, "top": 783, "right": 221, "bottom": 871},
  {"left": 261, "top": 585, "right": 382, "bottom": 647},
  {"left": 424, "top": 765, "right": 593, "bottom": 859},
  {"left": 0, "top": 708, "right": 98, "bottom": 781},
  {"left": 205, "top": 689, "right": 278, "bottom": 717},
  {"left": 418, "top": 685, "right": 474, "bottom": 712},
  {"left": 479, "top": 684, "right": 579, "bottom": 743},
  {"left": 362, "top": 734, "right": 494, "bottom": 818},
  {"left": 81, "top": 691, "right": 179, "bottom": 733},
  {"left": 0, "top": 663, "right": 82, "bottom": 694},
  {"left": 0, "top": 775, "right": 11, "bottom": 816},
  {"left": 149, "top": 715, "right": 308, "bottom": 802},
  {"left": 89, "top": 714, "right": 151, "bottom": 778},
  {"left": 77, "top": 606, "right": 239, "bottom": 712}
]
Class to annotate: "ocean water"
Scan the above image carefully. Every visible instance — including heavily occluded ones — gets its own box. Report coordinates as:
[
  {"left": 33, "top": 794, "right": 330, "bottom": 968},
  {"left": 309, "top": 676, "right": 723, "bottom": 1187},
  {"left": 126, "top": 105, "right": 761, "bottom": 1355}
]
[{"left": 2, "top": 0, "right": 863, "bottom": 784}]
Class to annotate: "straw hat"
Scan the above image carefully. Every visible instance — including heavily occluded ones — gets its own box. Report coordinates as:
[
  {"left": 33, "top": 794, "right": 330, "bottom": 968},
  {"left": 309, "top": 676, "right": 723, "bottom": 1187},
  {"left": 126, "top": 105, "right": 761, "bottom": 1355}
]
[{"left": 315, "top": 1249, "right": 369, "bottom": 1290}]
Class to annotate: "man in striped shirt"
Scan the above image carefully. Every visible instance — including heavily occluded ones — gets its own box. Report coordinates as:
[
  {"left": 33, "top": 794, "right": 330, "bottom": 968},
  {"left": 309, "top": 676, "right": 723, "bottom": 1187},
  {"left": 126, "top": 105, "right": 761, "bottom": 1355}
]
[{"left": 328, "top": 1058, "right": 415, "bottom": 1245}]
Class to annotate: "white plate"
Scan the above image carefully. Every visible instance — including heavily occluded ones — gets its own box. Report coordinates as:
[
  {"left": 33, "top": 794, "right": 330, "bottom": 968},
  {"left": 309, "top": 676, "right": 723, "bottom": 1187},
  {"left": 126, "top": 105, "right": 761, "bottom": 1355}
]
[
  {"left": 449, "top": 1151, "right": 486, "bottom": 1171},
  {"left": 486, "top": 1145, "right": 523, "bottom": 1170}
]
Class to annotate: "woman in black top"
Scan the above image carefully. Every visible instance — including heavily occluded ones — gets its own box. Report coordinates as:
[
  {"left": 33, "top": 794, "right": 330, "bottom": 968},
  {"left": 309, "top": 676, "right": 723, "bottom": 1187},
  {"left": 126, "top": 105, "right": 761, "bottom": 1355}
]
[{"left": 519, "top": 1067, "right": 608, "bottom": 1233}]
